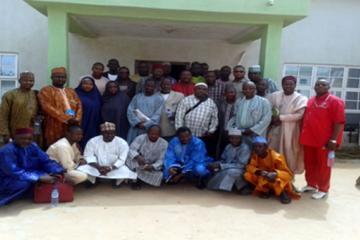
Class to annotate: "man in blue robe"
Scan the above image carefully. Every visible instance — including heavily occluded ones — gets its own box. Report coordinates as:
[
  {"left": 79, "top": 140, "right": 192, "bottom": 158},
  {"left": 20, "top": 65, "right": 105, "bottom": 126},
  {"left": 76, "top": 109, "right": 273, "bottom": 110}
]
[
  {"left": 127, "top": 79, "right": 164, "bottom": 143},
  {"left": 163, "top": 127, "right": 213, "bottom": 188},
  {"left": 0, "top": 128, "right": 64, "bottom": 206},
  {"left": 207, "top": 128, "right": 251, "bottom": 192}
]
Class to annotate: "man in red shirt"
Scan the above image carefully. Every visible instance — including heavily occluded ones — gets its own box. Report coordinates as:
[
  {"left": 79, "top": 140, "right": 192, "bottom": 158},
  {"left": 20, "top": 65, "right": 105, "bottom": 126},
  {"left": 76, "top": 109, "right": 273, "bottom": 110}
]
[
  {"left": 300, "top": 79, "right": 345, "bottom": 200},
  {"left": 172, "top": 70, "right": 195, "bottom": 96}
]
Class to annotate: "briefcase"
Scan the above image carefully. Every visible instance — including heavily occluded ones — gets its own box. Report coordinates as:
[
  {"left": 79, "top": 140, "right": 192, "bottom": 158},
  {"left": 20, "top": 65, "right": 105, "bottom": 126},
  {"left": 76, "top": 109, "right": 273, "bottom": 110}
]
[{"left": 33, "top": 176, "right": 74, "bottom": 203}]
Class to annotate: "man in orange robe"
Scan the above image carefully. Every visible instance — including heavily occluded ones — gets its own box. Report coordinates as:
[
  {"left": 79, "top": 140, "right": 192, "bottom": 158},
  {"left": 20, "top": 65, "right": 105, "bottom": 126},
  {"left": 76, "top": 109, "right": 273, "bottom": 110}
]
[
  {"left": 38, "top": 67, "right": 82, "bottom": 147},
  {"left": 244, "top": 136, "right": 299, "bottom": 204}
]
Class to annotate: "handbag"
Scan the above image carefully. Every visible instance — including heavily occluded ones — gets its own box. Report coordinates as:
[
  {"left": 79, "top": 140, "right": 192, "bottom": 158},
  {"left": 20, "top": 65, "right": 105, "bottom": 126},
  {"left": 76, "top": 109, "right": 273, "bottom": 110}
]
[{"left": 33, "top": 176, "right": 74, "bottom": 203}]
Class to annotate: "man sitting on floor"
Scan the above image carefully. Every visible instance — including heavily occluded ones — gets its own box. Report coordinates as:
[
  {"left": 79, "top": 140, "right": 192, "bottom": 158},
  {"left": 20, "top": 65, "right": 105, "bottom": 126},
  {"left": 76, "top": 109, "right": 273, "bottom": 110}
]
[
  {"left": 0, "top": 128, "right": 64, "bottom": 206},
  {"left": 207, "top": 129, "right": 251, "bottom": 193},
  {"left": 77, "top": 122, "right": 136, "bottom": 188},
  {"left": 126, "top": 125, "right": 168, "bottom": 189},
  {"left": 163, "top": 127, "right": 213, "bottom": 188},
  {"left": 46, "top": 125, "right": 88, "bottom": 185},
  {"left": 244, "top": 136, "right": 299, "bottom": 204}
]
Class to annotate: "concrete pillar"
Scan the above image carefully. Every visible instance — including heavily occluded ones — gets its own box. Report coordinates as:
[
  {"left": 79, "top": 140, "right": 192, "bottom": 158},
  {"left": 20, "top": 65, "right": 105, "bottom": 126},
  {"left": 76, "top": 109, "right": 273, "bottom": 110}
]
[
  {"left": 259, "top": 20, "right": 283, "bottom": 82},
  {"left": 47, "top": 7, "right": 69, "bottom": 80}
]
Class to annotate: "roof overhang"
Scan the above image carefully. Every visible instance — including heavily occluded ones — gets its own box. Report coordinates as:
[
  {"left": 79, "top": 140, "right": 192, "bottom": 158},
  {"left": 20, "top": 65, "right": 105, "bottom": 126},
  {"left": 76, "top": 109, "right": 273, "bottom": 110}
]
[{"left": 25, "top": 0, "right": 310, "bottom": 44}]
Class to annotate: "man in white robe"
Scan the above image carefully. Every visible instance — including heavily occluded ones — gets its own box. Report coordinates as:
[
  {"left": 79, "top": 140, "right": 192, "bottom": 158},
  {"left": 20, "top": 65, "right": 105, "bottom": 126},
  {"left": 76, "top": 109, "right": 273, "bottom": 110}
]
[
  {"left": 78, "top": 122, "right": 136, "bottom": 187},
  {"left": 46, "top": 125, "right": 88, "bottom": 185},
  {"left": 267, "top": 76, "right": 308, "bottom": 174}
]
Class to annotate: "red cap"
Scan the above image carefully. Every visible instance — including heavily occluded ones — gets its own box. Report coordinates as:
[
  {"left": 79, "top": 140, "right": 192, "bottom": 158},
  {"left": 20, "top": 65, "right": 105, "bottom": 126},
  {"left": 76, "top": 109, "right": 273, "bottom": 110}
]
[
  {"left": 15, "top": 128, "right": 34, "bottom": 135},
  {"left": 152, "top": 63, "right": 164, "bottom": 70}
]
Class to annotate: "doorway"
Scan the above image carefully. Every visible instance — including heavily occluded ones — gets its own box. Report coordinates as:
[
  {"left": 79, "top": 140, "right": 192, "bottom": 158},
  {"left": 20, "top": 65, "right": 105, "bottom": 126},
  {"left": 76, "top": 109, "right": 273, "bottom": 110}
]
[{"left": 134, "top": 60, "right": 190, "bottom": 81}]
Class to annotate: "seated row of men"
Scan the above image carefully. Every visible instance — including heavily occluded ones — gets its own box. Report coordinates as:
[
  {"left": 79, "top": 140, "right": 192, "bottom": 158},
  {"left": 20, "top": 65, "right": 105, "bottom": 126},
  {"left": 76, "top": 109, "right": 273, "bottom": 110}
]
[{"left": 0, "top": 123, "right": 299, "bottom": 207}]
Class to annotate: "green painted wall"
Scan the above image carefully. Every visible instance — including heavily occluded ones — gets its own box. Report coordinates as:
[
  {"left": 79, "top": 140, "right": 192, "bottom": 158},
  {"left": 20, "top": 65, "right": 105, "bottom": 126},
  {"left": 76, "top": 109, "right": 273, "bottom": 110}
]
[
  {"left": 47, "top": 7, "right": 69, "bottom": 77},
  {"left": 260, "top": 21, "right": 283, "bottom": 81}
]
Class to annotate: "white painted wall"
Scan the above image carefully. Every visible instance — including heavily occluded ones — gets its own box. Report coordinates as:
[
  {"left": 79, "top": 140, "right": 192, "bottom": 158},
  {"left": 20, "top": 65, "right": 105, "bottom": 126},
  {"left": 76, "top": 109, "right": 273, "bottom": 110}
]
[
  {"left": 69, "top": 34, "right": 254, "bottom": 87},
  {"left": 241, "top": 0, "right": 360, "bottom": 78},
  {"left": 0, "top": 0, "right": 48, "bottom": 90},
  {"left": 1, "top": 0, "right": 359, "bottom": 89},
  {"left": 280, "top": 0, "right": 360, "bottom": 67}
]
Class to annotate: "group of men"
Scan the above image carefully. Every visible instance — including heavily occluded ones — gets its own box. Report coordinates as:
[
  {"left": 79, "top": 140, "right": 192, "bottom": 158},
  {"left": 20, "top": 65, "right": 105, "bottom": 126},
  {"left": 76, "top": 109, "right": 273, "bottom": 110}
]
[{"left": 0, "top": 59, "right": 345, "bottom": 207}]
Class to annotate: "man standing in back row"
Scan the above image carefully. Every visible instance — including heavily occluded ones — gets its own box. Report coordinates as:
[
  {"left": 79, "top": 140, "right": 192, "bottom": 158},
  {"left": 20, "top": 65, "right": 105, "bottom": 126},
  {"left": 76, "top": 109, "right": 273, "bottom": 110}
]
[
  {"left": 248, "top": 65, "right": 278, "bottom": 94},
  {"left": 227, "top": 81, "right": 271, "bottom": 148},
  {"left": 175, "top": 83, "right": 218, "bottom": 157},
  {"left": 38, "top": 67, "right": 82, "bottom": 147},
  {"left": 0, "top": 72, "right": 39, "bottom": 145}
]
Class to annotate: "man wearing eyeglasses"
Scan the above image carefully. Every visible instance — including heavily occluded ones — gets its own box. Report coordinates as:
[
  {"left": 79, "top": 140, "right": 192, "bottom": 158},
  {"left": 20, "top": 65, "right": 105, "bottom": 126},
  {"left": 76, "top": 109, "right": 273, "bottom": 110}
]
[
  {"left": 231, "top": 65, "right": 247, "bottom": 99},
  {"left": 300, "top": 79, "right": 345, "bottom": 200}
]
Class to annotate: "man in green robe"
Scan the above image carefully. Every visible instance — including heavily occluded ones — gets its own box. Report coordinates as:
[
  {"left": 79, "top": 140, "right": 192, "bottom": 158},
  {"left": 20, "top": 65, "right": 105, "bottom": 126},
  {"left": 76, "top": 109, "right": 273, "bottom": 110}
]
[{"left": 0, "top": 72, "right": 39, "bottom": 145}]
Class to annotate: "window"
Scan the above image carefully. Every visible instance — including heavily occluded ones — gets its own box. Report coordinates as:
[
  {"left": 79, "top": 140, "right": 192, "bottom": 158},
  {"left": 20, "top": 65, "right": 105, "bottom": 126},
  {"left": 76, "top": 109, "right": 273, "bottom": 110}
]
[
  {"left": 345, "top": 68, "right": 360, "bottom": 111},
  {"left": 284, "top": 65, "right": 313, "bottom": 98},
  {"left": 0, "top": 53, "right": 18, "bottom": 98},
  {"left": 283, "top": 64, "right": 360, "bottom": 113}
]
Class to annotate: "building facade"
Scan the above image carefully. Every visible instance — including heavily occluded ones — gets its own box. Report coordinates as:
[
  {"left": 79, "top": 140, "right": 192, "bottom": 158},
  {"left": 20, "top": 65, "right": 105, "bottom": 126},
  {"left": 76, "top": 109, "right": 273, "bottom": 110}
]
[{"left": 1, "top": 0, "right": 359, "bottom": 124}]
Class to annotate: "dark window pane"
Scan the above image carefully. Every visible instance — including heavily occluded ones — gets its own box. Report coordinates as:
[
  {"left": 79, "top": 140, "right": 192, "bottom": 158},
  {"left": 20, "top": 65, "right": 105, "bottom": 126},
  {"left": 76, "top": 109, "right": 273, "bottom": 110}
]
[
  {"left": 346, "top": 92, "right": 358, "bottom": 100},
  {"left": 347, "top": 78, "right": 360, "bottom": 88},
  {"left": 345, "top": 101, "right": 357, "bottom": 109},
  {"left": 349, "top": 68, "right": 360, "bottom": 78}
]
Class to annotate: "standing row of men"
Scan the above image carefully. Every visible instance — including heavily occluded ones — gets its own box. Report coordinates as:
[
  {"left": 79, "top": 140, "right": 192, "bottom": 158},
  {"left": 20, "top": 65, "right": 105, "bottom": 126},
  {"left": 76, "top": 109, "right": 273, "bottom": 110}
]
[{"left": 0, "top": 59, "right": 345, "bottom": 206}]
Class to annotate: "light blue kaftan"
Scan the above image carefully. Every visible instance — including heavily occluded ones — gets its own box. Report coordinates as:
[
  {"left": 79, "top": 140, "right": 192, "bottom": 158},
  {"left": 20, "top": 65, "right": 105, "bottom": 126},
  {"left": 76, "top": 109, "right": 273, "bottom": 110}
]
[{"left": 127, "top": 93, "right": 164, "bottom": 143}]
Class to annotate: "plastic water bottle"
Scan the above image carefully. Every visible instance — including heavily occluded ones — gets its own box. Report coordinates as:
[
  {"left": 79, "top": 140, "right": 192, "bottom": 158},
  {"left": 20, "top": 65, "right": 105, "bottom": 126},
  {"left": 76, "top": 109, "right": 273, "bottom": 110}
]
[
  {"left": 51, "top": 187, "right": 59, "bottom": 207},
  {"left": 327, "top": 151, "right": 335, "bottom": 167},
  {"left": 33, "top": 115, "right": 42, "bottom": 135}
]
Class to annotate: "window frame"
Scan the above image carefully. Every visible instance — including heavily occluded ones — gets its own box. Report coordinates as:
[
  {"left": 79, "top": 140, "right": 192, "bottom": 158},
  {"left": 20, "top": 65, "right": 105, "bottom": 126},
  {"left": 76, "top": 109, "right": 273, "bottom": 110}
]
[
  {"left": 283, "top": 63, "right": 360, "bottom": 114},
  {"left": 0, "top": 53, "right": 19, "bottom": 98}
]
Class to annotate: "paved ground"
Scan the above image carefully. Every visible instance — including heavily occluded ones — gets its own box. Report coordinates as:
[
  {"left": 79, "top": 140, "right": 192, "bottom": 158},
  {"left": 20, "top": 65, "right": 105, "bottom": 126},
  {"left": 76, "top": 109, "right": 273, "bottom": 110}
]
[{"left": 0, "top": 162, "right": 359, "bottom": 240}]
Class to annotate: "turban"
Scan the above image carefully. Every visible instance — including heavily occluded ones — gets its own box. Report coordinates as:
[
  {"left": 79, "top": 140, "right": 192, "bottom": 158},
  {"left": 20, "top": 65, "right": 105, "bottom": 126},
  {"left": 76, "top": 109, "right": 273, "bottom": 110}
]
[
  {"left": 51, "top": 67, "right": 67, "bottom": 75},
  {"left": 282, "top": 75, "right": 297, "bottom": 84},
  {"left": 15, "top": 128, "right": 33, "bottom": 135},
  {"left": 195, "top": 82, "right": 208, "bottom": 88},
  {"left": 100, "top": 122, "right": 116, "bottom": 132},
  {"left": 228, "top": 128, "right": 242, "bottom": 136},
  {"left": 248, "top": 65, "right": 261, "bottom": 73},
  {"left": 20, "top": 71, "right": 34, "bottom": 78},
  {"left": 253, "top": 136, "right": 268, "bottom": 144}
]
